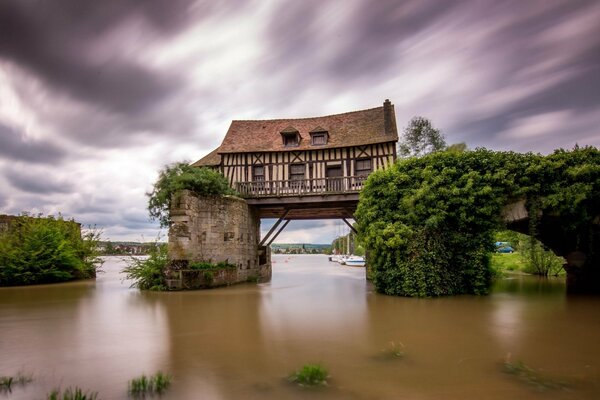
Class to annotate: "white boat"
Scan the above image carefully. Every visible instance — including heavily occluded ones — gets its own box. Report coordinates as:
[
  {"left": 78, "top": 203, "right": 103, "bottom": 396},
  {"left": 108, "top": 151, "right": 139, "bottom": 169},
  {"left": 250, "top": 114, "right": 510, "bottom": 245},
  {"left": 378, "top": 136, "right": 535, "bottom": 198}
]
[{"left": 345, "top": 255, "right": 365, "bottom": 267}]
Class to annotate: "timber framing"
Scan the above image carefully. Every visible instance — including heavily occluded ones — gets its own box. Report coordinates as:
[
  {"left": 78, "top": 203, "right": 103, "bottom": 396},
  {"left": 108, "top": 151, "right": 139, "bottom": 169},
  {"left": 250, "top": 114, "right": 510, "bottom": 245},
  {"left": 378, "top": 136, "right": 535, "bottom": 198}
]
[{"left": 191, "top": 100, "right": 399, "bottom": 219}]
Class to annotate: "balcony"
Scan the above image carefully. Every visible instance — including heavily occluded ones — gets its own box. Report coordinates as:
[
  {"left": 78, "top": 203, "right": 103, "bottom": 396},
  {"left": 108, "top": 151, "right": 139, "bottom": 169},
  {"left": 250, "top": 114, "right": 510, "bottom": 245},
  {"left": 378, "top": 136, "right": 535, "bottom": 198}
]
[{"left": 235, "top": 176, "right": 368, "bottom": 198}]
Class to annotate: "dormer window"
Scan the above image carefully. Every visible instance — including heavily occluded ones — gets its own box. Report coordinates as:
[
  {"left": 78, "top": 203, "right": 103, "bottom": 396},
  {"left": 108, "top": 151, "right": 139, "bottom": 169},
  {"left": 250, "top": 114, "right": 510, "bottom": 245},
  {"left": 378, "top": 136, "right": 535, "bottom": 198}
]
[
  {"left": 310, "top": 127, "right": 328, "bottom": 146},
  {"left": 280, "top": 126, "right": 300, "bottom": 147}
]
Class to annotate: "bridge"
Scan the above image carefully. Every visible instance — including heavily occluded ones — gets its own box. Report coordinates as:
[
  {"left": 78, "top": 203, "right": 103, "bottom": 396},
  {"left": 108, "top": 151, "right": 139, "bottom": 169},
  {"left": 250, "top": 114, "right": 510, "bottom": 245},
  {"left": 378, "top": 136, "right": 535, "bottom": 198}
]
[
  {"left": 236, "top": 176, "right": 365, "bottom": 247},
  {"left": 503, "top": 200, "right": 600, "bottom": 293}
]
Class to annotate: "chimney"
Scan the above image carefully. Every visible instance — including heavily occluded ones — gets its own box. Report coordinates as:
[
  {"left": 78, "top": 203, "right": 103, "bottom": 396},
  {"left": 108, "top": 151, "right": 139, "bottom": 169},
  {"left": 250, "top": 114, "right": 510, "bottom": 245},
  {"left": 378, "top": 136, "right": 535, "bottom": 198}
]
[{"left": 383, "top": 99, "right": 396, "bottom": 135}]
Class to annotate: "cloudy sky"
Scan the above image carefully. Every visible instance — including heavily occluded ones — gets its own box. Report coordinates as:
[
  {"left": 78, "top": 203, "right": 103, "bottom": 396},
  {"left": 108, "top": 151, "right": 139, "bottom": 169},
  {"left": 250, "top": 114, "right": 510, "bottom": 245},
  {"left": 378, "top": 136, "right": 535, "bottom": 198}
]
[{"left": 1, "top": 0, "right": 599, "bottom": 243}]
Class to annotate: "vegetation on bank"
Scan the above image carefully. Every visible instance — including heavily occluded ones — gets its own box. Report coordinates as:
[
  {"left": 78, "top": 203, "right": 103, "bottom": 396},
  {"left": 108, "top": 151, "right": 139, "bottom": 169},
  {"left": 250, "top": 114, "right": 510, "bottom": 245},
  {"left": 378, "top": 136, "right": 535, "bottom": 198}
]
[
  {"left": 147, "top": 162, "right": 235, "bottom": 228},
  {"left": 121, "top": 243, "right": 169, "bottom": 291},
  {"left": 356, "top": 146, "right": 600, "bottom": 297},
  {"left": 0, "top": 215, "right": 102, "bottom": 286},
  {"left": 492, "top": 231, "right": 564, "bottom": 276}
]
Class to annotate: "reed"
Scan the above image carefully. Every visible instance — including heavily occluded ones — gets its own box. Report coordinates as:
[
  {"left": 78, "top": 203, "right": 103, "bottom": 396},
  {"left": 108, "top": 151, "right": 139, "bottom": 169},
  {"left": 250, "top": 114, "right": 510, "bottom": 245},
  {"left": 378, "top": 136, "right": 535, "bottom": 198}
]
[
  {"left": 128, "top": 371, "right": 172, "bottom": 396},
  {"left": 47, "top": 387, "right": 98, "bottom": 400}
]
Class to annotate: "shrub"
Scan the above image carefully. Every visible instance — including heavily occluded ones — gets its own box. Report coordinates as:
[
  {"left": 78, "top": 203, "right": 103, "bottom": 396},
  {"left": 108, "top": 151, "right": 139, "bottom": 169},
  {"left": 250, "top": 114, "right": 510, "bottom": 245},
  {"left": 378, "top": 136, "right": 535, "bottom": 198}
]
[
  {"left": 0, "top": 215, "right": 102, "bottom": 286},
  {"left": 147, "top": 162, "right": 235, "bottom": 227},
  {"left": 356, "top": 147, "right": 600, "bottom": 297},
  {"left": 288, "top": 364, "right": 329, "bottom": 387},
  {"left": 121, "top": 243, "right": 168, "bottom": 291}
]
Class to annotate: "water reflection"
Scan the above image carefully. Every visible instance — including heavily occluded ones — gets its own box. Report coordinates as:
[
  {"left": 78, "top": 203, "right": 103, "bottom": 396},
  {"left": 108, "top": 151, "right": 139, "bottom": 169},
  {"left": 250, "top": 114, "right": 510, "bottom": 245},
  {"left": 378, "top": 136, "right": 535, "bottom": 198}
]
[{"left": 0, "top": 255, "right": 599, "bottom": 399}]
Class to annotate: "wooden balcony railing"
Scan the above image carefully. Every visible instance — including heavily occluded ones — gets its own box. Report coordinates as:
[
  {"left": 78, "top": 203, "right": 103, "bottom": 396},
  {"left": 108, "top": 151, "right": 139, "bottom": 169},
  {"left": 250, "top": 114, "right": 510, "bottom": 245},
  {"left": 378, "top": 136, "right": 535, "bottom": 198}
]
[{"left": 236, "top": 176, "right": 368, "bottom": 198}]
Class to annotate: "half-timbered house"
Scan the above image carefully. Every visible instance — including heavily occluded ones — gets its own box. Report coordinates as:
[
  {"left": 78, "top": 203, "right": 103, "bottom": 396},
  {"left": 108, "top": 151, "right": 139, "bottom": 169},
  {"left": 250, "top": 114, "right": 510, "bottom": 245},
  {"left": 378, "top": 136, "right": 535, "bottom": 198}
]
[{"left": 192, "top": 99, "right": 398, "bottom": 210}]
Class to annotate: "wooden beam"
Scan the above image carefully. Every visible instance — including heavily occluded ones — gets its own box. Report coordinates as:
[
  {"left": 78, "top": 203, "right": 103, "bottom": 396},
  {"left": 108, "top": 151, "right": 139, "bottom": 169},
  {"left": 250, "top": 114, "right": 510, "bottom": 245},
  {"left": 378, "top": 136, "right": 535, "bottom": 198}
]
[
  {"left": 267, "top": 219, "right": 291, "bottom": 246},
  {"left": 342, "top": 217, "right": 357, "bottom": 234},
  {"left": 259, "top": 209, "right": 290, "bottom": 246}
]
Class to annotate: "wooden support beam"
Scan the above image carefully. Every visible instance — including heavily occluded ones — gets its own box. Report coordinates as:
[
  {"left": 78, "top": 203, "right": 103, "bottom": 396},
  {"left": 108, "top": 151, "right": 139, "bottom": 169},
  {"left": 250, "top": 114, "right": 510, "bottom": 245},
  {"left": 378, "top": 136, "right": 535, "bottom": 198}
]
[
  {"left": 267, "top": 219, "right": 291, "bottom": 246},
  {"left": 342, "top": 217, "right": 357, "bottom": 234},
  {"left": 259, "top": 209, "right": 290, "bottom": 246}
]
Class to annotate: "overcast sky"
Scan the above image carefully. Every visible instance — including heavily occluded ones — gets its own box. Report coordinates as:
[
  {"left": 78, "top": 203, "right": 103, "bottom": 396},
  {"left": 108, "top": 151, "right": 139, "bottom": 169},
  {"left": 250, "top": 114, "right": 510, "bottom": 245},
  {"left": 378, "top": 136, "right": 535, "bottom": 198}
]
[{"left": 1, "top": 0, "right": 599, "bottom": 243}]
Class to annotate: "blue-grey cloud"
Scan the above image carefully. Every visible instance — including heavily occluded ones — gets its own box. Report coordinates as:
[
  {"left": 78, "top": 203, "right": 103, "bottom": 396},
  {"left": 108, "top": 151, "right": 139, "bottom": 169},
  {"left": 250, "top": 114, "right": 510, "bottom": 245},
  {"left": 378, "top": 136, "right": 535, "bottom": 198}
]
[
  {"left": 0, "top": 123, "right": 67, "bottom": 164},
  {"left": 4, "top": 167, "right": 74, "bottom": 194}
]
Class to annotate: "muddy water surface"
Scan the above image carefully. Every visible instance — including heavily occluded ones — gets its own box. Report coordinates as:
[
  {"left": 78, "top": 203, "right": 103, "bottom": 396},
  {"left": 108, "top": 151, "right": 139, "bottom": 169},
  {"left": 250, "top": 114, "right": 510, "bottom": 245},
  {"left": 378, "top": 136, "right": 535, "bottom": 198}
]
[{"left": 1, "top": 255, "right": 599, "bottom": 399}]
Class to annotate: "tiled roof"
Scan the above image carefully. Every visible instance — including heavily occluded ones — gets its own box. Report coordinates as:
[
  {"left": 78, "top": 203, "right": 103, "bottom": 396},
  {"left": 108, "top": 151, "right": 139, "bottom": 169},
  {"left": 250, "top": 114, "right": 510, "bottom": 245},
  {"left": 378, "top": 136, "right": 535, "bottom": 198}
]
[
  {"left": 191, "top": 147, "right": 221, "bottom": 167},
  {"left": 217, "top": 102, "right": 398, "bottom": 153}
]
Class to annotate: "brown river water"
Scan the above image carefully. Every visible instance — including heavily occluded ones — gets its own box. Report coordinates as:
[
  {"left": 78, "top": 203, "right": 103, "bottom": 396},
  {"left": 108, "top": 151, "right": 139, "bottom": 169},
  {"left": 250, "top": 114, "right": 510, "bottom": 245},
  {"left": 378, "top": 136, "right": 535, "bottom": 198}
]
[{"left": 1, "top": 254, "right": 599, "bottom": 399}]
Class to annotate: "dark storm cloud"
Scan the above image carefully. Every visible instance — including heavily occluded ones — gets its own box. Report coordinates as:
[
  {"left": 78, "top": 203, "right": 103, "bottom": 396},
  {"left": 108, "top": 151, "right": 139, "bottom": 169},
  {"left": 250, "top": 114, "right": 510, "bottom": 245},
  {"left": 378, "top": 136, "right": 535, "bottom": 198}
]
[
  {"left": 0, "top": 0, "right": 199, "bottom": 113},
  {"left": 0, "top": 123, "right": 67, "bottom": 164},
  {"left": 326, "top": 0, "right": 455, "bottom": 80},
  {"left": 5, "top": 167, "right": 74, "bottom": 194}
]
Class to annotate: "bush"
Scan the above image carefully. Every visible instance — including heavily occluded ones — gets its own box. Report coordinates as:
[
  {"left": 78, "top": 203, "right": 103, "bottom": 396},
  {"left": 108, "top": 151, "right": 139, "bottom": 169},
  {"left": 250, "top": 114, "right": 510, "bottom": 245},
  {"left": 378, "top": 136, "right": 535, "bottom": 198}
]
[
  {"left": 148, "top": 162, "right": 235, "bottom": 227},
  {"left": 0, "top": 215, "right": 102, "bottom": 286},
  {"left": 121, "top": 243, "right": 168, "bottom": 291},
  {"left": 356, "top": 147, "right": 600, "bottom": 297}
]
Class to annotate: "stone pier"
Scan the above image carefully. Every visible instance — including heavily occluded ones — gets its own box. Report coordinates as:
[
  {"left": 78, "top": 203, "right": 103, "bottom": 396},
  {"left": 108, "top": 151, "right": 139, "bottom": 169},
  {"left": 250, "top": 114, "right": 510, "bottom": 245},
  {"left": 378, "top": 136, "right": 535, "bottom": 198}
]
[{"left": 166, "top": 191, "right": 271, "bottom": 290}]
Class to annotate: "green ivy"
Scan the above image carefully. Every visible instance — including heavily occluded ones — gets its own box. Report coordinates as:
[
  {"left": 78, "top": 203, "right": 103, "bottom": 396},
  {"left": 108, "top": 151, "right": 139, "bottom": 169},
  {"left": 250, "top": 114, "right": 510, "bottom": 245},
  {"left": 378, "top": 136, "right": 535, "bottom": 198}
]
[
  {"left": 356, "top": 147, "right": 600, "bottom": 297},
  {"left": 147, "top": 162, "right": 236, "bottom": 227}
]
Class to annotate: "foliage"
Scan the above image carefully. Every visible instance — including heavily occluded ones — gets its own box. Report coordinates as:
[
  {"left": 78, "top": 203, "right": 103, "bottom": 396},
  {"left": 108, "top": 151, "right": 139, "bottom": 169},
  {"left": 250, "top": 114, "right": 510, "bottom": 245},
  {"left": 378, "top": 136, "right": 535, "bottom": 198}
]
[
  {"left": 47, "top": 387, "right": 98, "bottom": 400},
  {"left": 128, "top": 371, "right": 171, "bottom": 396},
  {"left": 121, "top": 243, "right": 168, "bottom": 291},
  {"left": 356, "top": 147, "right": 600, "bottom": 297},
  {"left": 0, "top": 372, "right": 33, "bottom": 392},
  {"left": 147, "top": 162, "right": 235, "bottom": 227},
  {"left": 520, "top": 239, "right": 564, "bottom": 276},
  {"left": 288, "top": 364, "right": 329, "bottom": 387},
  {"left": 0, "top": 215, "right": 102, "bottom": 286},
  {"left": 398, "top": 116, "right": 447, "bottom": 158}
]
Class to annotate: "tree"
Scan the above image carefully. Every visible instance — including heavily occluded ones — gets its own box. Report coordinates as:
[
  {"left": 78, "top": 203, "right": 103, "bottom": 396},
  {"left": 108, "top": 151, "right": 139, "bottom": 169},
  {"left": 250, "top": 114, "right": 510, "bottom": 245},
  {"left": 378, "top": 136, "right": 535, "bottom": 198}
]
[
  {"left": 398, "top": 116, "right": 447, "bottom": 157},
  {"left": 147, "top": 162, "right": 235, "bottom": 228}
]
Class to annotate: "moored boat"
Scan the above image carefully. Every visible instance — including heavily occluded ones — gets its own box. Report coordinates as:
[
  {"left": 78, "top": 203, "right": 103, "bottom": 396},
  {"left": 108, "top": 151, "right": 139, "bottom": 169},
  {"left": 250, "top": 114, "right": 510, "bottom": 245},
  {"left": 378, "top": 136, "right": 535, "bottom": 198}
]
[{"left": 345, "top": 255, "right": 365, "bottom": 267}]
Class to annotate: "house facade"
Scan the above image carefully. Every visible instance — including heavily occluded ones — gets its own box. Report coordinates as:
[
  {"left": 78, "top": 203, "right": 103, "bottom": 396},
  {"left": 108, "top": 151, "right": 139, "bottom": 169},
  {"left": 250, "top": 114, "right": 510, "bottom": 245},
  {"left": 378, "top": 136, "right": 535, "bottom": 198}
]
[{"left": 192, "top": 99, "right": 399, "bottom": 198}]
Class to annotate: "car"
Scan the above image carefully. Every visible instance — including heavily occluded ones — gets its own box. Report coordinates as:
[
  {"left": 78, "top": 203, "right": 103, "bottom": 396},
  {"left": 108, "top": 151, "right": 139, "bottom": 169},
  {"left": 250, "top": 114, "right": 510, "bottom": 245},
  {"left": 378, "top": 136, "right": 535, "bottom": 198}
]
[{"left": 496, "top": 246, "right": 514, "bottom": 253}]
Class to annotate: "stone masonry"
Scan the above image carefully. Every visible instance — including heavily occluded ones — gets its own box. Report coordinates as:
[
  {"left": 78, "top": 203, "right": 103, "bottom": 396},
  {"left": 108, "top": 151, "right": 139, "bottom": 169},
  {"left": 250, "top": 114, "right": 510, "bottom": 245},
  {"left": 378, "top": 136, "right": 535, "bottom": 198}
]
[{"left": 166, "top": 191, "right": 271, "bottom": 289}]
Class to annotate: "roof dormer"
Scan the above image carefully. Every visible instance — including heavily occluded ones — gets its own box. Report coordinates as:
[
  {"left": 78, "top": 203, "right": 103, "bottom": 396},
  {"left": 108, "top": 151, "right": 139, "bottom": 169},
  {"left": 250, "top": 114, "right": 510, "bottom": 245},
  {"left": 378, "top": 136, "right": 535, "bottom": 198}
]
[
  {"left": 309, "top": 127, "right": 328, "bottom": 146},
  {"left": 280, "top": 126, "right": 300, "bottom": 147}
]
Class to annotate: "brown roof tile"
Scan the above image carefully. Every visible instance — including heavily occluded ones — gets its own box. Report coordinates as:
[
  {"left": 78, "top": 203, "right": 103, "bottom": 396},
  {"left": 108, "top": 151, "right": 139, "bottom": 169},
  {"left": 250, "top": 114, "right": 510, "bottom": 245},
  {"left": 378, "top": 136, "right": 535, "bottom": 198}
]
[
  {"left": 191, "top": 147, "right": 221, "bottom": 167},
  {"left": 217, "top": 102, "right": 398, "bottom": 153}
]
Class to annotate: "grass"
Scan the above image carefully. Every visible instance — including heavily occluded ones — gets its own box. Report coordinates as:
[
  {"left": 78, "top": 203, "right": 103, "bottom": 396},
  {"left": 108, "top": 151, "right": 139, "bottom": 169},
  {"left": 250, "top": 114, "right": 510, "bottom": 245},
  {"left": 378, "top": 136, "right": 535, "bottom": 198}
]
[
  {"left": 0, "top": 372, "right": 33, "bottom": 392},
  {"left": 47, "top": 387, "right": 98, "bottom": 400},
  {"left": 491, "top": 252, "right": 526, "bottom": 273},
  {"left": 128, "top": 371, "right": 172, "bottom": 396},
  {"left": 503, "top": 357, "right": 568, "bottom": 391},
  {"left": 288, "top": 364, "right": 329, "bottom": 387}
]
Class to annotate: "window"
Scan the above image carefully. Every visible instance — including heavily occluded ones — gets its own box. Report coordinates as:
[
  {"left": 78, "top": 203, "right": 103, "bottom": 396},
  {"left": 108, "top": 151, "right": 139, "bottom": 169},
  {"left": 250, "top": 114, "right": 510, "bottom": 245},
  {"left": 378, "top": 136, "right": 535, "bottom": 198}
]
[
  {"left": 309, "top": 127, "right": 328, "bottom": 145},
  {"left": 355, "top": 158, "right": 372, "bottom": 176},
  {"left": 283, "top": 133, "right": 299, "bottom": 147},
  {"left": 289, "top": 164, "right": 305, "bottom": 180},
  {"left": 311, "top": 133, "right": 327, "bottom": 145},
  {"left": 253, "top": 165, "right": 265, "bottom": 181}
]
